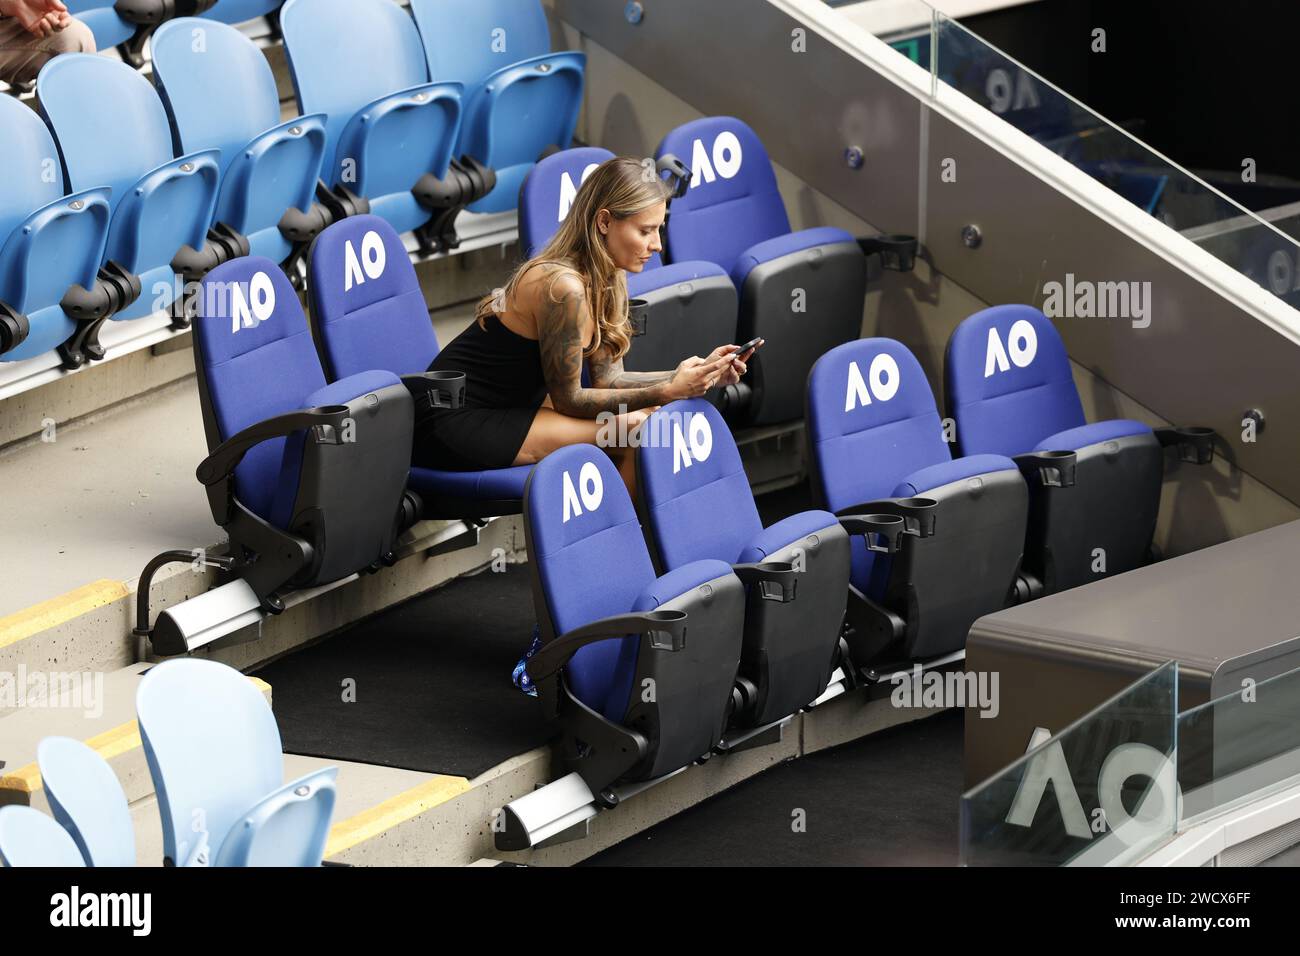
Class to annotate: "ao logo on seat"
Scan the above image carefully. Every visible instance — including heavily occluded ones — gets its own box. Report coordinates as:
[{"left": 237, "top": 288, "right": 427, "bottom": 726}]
[
  {"left": 343, "top": 230, "right": 387, "bottom": 292},
  {"left": 229, "top": 271, "right": 275, "bottom": 334},
  {"left": 561, "top": 460, "right": 604, "bottom": 523},
  {"left": 689, "top": 130, "right": 743, "bottom": 188},
  {"left": 672, "top": 414, "right": 713, "bottom": 474},
  {"left": 984, "top": 319, "right": 1037, "bottom": 378},
  {"left": 557, "top": 163, "right": 602, "bottom": 222},
  {"left": 845, "top": 354, "right": 900, "bottom": 411}
]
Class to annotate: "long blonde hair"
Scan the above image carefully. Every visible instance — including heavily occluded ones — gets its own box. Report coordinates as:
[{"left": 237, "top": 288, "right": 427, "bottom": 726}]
[{"left": 477, "top": 156, "right": 672, "bottom": 361}]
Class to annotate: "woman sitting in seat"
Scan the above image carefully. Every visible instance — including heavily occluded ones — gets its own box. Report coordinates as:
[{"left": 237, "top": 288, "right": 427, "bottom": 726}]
[{"left": 419, "top": 156, "right": 755, "bottom": 497}]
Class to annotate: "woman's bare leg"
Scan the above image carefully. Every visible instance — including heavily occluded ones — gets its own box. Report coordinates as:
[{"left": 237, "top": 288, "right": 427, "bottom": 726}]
[{"left": 513, "top": 407, "right": 639, "bottom": 499}]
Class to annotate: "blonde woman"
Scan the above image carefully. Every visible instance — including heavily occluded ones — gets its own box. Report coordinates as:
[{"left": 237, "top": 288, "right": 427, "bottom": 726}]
[{"left": 417, "top": 156, "right": 756, "bottom": 498}]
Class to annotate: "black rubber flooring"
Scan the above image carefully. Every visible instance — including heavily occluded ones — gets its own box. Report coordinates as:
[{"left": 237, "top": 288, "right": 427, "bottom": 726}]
[
  {"left": 255, "top": 563, "right": 551, "bottom": 779},
  {"left": 583, "top": 709, "right": 964, "bottom": 866}
]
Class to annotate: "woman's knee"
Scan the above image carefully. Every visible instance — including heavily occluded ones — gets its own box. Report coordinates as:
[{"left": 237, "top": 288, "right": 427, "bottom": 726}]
[{"left": 50, "top": 18, "right": 97, "bottom": 55}]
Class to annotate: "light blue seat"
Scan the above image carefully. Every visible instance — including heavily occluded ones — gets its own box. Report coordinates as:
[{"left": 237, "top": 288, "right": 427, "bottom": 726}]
[
  {"left": 65, "top": 1, "right": 137, "bottom": 51},
  {"left": 307, "top": 214, "right": 531, "bottom": 517},
  {"left": 38, "top": 737, "right": 135, "bottom": 867},
  {"left": 410, "top": 0, "right": 584, "bottom": 213},
  {"left": 807, "top": 337, "right": 1029, "bottom": 662},
  {"left": 280, "top": 0, "right": 483, "bottom": 250},
  {"left": 37, "top": 54, "right": 222, "bottom": 331},
  {"left": 637, "top": 399, "right": 850, "bottom": 724},
  {"left": 0, "top": 95, "right": 114, "bottom": 366},
  {"left": 151, "top": 18, "right": 328, "bottom": 268},
  {"left": 203, "top": 0, "right": 283, "bottom": 24},
  {"left": 137, "top": 658, "right": 337, "bottom": 866},
  {"left": 66, "top": 1, "right": 220, "bottom": 67},
  {"left": 0, "top": 805, "right": 86, "bottom": 867}
]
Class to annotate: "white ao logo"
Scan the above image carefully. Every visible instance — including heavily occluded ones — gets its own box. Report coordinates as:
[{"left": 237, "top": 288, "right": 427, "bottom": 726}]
[
  {"left": 561, "top": 460, "right": 604, "bottom": 523},
  {"left": 845, "top": 353, "right": 900, "bottom": 412},
  {"left": 557, "top": 162, "right": 601, "bottom": 222},
  {"left": 343, "top": 230, "right": 387, "bottom": 292},
  {"left": 984, "top": 319, "right": 1037, "bottom": 378},
  {"left": 672, "top": 413, "right": 714, "bottom": 474},
  {"left": 689, "top": 130, "right": 743, "bottom": 188},
  {"left": 229, "top": 271, "right": 275, "bottom": 333}
]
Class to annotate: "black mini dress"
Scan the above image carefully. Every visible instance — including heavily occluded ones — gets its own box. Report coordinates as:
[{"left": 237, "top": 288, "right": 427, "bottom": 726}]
[{"left": 414, "top": 314, "right": 549, "bottom": 471}]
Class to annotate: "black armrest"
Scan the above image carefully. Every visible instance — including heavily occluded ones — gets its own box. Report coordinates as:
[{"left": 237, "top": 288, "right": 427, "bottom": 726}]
[
  {"left": 526, "top": 610, "right": 688, "bottom": 684},
  {"left": 837, "top": 513, "right": 907, "bottom": 554},
  {"left": 835, "top": 496, "right": 937, "bottom": 538},
  {"left": 732, "top": 562, "right": 797, "bottom": 603},
  {"left": 1155, "top": 426, "right": 1215, "bottom": 465},
  {"left": 656, "top": 153, "right": 692, "bottom": 199},
  {"left": 196, "top": 405, "right": 352, "bottom": 486},
  {"left": 401, "top": 371, "right": 466, "bottom": 411},
  {"left": 856, "top": 234, "right": 918, "bottom": 272},
  {"left": 1013, "top": 450, "right": 1077, "bottom": 488},
  {"left": 0, "top": 298, "right": 29, "bottom": 357}
]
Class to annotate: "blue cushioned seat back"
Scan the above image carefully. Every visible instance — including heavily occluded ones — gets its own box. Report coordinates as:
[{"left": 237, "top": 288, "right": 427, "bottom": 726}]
[
  {"left": 151, "top": 19, "right": 282, "bottom": 183},
  {"left": 37, "top": 55, "right": 176, "bottom": 216},
  {"left": 518, "top": 146, "right": 615, "bottom": 257},
  {"left": 37, "top": 737, "right": 135, "bottom": 867},
  {"left": 308, "top": 214, "right": 438, "bottom": 379},
  {"left": 525, "top": 445, "right": 657, "bottom": 720},
  {"left": 412, "top": 0, "right": 551, "bottom": 91},
  {"left": 279, "top": 0, "right": 431, "bottom": 178},
  {"left": 656, "top": 116, "right": 791, "bottom": 275},
  {"left": 65, "top": 1, "right": 135, "bottom": 49},
  {"left": 945, "top": 304, "right": 1085, "bottom": 458},
  {"left": 0, "top": 806, "right": 86, "bottom": 867},
  {"left": 638, "top": 399, "right": 760, "bottom": 567},
  {"left": 137, "top": 659, "right": 283, "bottom": 867},
  {"left": 204, "top": 0, "right": 283, "bottom": 23},
  {"left": 195, "top": 256, "right": 326, "bottom": 521}
]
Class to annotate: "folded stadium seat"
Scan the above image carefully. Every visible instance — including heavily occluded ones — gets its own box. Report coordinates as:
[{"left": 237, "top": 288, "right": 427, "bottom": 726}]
[
  {"left": 945, "top": 305, "right": 1214, "bottom": 596},
  {"left": 807, "top": 338, "right": 1030, "bottom": 664},
  {"left": 523, "top": 444, "right": 746, "bottom": 801},
  {"left": 201, "top": 0, "right": 283, "bottom": 24},
  {"left": 151, "top": 18, "right": 331, "bottom": 281},
  {"left": 37, "top": 737, "right": 135, "bottom": 867},
  {"left": 409, "top": 0, "right": 584, "bottom": 214},
  {"left": 656, "top": 116, "right": 919, "bottom": 426},
  {"left": 0, "top": 95, "right": 136, "bottom": 368},
  {"left": 307, "top": 214, "right": 531, "bottom": 517},
  {"left": 518, "top": 146, "right": 740, "bottom": 383},
  {"left": 636, "top": 399, "right": 851, "bottom": 728},
  {"left": 0, "top": 806, "right": 86, "bottom": 867},
  {"left": 65, "top": 0, "right": 218, "bottom": 68},
  {"left": 279, "top": 0, "right": 495, "bottom": 253},
  {"left": 37, "top": 54, "right": 226, "bottom": 362},
  {"left": 134, "top": 256, "right": 419, "bottom": 654},
  {"left": 138, "top": 658, "right": 338, "bottom": 866}
]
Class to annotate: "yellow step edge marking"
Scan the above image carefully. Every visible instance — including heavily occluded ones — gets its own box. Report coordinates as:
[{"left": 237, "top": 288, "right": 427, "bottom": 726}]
[
  {"left": 0, "top": 677, "right": 272, "bottom": 799},
  {"left": 0, "top": 579, "right": 129, "bottom": 651},
  {"left": 325, "top": 775, "right": 472, "bottom": 858}
]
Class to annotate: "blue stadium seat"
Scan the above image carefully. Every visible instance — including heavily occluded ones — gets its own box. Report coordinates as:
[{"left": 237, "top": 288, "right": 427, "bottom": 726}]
[
  {"left": 203, "top": 0, "right": 283, "bottom": 24},
  {"left": 151, "top": 18, "right": 328, "bottom": 276},
  {"left": 657, "top": 116, "right": 917, "bottom": 426},
  {"left": 137, "top": 658, "right": 337, "bottom": 866},
  {"left": 636, "top": 399, "right": 851, "bottom": 725},
  {"left": 0, "top": 805, "right": 86, "bottom": 867},
  {"left": 808, "top": 338, "right": 1029, "bottom": 662},
  {"left": 519, "top": 146, "right": 740, "bottom": 387},
  {"left": 0, "top": 96, "right": 132, "bottom": 367},
  {"left": 410, "top": 0, "right": 584, "bottom": 213},
  {"left": 38, "top": 737, "right": 135, "bottom": 867},
  {"left": 945, "top": 305, "right": 1213, "bottom": 595},
  {"left": 37, "top": 54, "right": 225, "bottom": 362},
  {"left": 522, "top": 444, "right": 746, "bottom": 798},
  {"left": 307, "top": 214, "right": 531, "bottom": 517},
  {"left": 173, "top": 256, "right": 418, "bottom": 622},
  {"left": 280, "top": 0, "right": 494, "bottom": 253},
  {"left": 66, "top": 1, "right": 219, "bottom": 68}
]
